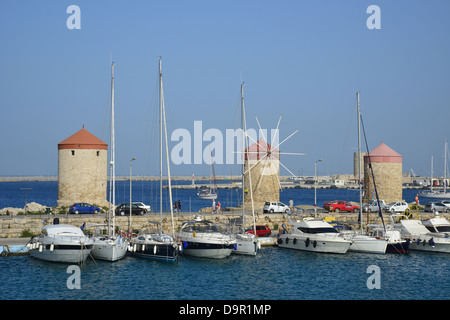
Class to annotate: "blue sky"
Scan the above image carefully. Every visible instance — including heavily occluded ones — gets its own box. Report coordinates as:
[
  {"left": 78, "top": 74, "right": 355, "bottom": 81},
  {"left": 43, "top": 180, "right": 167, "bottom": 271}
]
[{"left": 1, "top": 1, "right": 449, "bottom": 178}]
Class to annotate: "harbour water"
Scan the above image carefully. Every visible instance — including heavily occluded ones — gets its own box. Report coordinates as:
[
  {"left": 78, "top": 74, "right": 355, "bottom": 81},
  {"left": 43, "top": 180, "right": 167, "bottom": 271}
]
[{"left": 0, "top": 181, "right": 448, "bottom": 302}]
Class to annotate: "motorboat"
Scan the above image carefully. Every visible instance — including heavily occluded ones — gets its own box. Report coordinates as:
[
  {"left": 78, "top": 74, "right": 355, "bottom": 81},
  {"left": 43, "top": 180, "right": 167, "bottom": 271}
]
[
  {"left": 389, "top": 214, "right": 450, "bottom": 253},
  {"left": 178, "top": 216, "right": 236, "bottom": 259},
  {"left": 277, "top": 216, "right": 351, "bottom": 254},
  {"left": 90, "top": 224, "right": 128, "bottom": 262},
  {"left": 422, "top": 216, "right": 450, "bottom": 235},
  {"left": 367, "top": 224, "right": 410, "bottom": 253},
  {"left": 29, "top": 223, "right": 93, "bottom": 263},
  {"left": 129, "top": 223, "right": 180, "bottom": 262}
]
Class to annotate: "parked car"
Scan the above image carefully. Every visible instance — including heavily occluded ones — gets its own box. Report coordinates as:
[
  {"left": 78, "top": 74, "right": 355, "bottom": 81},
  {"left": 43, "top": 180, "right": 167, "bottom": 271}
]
[
  {"left": 133, "top": 202, "right": 151, "bottom": 212},
  {"left": 115, "top": 203, "right": 145, "bottom": 216},
  {"left": 362, "top": 200, "right": 386, "bottom": 213},
  {"left": 384, "top": 201, "right": 409, "bottom": 213},
  {"left": 245, "top": 225, "right": 272, "bottom": 237},
  {"left": 424, "top": 202, "right": 450, "bottom": 214},
  {"left": 263, "top": 202, "right": 291, "bottom": 213},
  {"left": 69, "top": 203, "right": 101, "bottom": 214},
  {"left": 323, "top": 200, "right": 359, "bottom": 213}
]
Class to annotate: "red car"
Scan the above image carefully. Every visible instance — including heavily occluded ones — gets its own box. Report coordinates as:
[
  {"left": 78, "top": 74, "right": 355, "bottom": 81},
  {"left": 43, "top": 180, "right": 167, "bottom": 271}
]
[{"left": 245, "top": 225, "right": 271, "bottom": 237}]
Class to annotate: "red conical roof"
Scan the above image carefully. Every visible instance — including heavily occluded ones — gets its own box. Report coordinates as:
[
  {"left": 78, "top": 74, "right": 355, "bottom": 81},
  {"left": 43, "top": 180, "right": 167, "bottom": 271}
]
[
  {"left": 58, "top": 126, "right": 108, "bottom": 150},
  {"left": 364, "top": 141, "right": 402, "bottom": 163},
  {"left": 244, "top": 138, "right": 280, "bottom": 160}
]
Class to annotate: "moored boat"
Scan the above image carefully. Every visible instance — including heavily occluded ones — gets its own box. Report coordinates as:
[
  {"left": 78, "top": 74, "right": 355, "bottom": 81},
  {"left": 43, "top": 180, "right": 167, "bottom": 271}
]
[
  {"left": 29, "top": 223, "right": 93, "bottom": 263},
  {"left": 277, "top": 216, "right": 351, "bottom": 254},
  {"left": 179, "top": 216, "right": 236, "bottom": 259}
]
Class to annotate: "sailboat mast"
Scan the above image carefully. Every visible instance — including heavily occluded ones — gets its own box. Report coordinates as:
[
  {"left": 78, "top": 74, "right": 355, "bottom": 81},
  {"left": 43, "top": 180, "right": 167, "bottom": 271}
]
[
  {"left": 110, "top": 62, "right": 116, "bottom": 238},
  {"left": 159, "top": 57, "right": 163, "bottom": 230},
  {"left": 445, "top": 141, "right": 448, "bottom": 194},
  {"left": 357, "top": 92, "right": 363, "bottom": 232},
  {"left": 241, "top": 83, "right": 245, "bottom": 219}
]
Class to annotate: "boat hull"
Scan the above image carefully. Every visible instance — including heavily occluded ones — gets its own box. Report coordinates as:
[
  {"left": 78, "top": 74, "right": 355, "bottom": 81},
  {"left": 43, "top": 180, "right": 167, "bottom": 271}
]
[
  {"left": 181, "top": 240, "right": 235, "bottom": 259},
  {"left": 277, "top": 234, "right": 351, "bottom": 254},
  {"left": 30, "top": 244, "right": 93, "bottom": 263},
  {"left": 408, "top": 237, "right": 450, "bottom": 253},
  {"left": 348, "top": 236, "right": 387, "bottom": 254},
  {"left": 386, "top": 240, "right": 410, "bottom": 253},
  {"left": 91, "top": 241, "right": 128, "bottom": 262},
  {"left": 232, "top": 234, "right": 259, "bottom": 256},
  {"left": 130, "top": 242, "right": 180, "bottom": 262}
]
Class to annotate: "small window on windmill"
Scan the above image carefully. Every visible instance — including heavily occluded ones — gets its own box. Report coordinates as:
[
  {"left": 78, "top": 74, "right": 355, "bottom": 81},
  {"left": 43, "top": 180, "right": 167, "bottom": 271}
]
[
  {"left": 71, "top": 150, "right": 75, "bottom": 156},
  {"left": 97, "top": 151, "right": 100, "bottom": 156}
]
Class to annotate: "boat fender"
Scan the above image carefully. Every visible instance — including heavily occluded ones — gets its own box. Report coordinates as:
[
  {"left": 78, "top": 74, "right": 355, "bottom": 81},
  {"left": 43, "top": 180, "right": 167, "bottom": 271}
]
[
  {"left": 293, "top": 238, "right": 297, "bottom": 245},
  {"left": 286, "top": 237, "right": 289, "bottom": 244},
  {"left": 305, "top": 238, "right": 310, "bottom": 247},
  {"left": 133, "top": 244, "right": 137, "bottom": 252},
  {"left": 153, "top": 245, "right": 157, "bottom": 254},
  {"left": 277, "top": 238, "right": 283, "bottom": 245},
  {"left": 193, "top": 232, "right": 196, "bottom": 238},
  {"left": 313, "top": 240, "right": 317, "bottom": 248},
  {"left": 257, "top": 241, "right": 261, "bottom": 249},
  {"left": 234, "top": 244, "right": 237, "bottom": 250},
  {"left": 416, "top": 239, "right": 421, "bottom": 245},
  {"left": 429, "top": 238, "right": 435, "bottom": 248},
  {"left": 142, "top": 245, "right": 146, "bottom": 251},
  {"left": 50, "top": 244, "right": 54, "bottom": 252},
  {"left": 39, "top": 244, "right": 43, "bottom": 252}
]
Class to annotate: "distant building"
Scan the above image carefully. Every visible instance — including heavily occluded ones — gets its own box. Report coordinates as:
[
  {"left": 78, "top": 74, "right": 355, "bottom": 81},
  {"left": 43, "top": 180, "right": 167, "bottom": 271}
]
[
  {"left": 364, "top": 142, "right": 402, "bottom": 204},
  {"left": 57, "top": 126, "right": 108, "bottom": 207}
]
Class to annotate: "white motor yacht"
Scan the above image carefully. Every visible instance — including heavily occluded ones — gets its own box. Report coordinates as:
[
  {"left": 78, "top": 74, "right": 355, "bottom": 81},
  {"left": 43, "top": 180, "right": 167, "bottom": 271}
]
[
  {"left": 178, "top": 216, "right": 236, "bottom": 259},
  {"left": 29, "top": 223, "right": 93, "bottom": 263},
  {"left": 390, "top": 214, "right": 450, "bottom": 253},
  {"left": 277, "top": 217, "right": 351, "bottom": 254}
]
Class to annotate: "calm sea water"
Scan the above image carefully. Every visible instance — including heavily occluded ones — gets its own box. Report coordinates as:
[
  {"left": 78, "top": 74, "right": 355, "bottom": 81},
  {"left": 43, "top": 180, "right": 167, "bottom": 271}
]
[{"left": 0, "top": 181, "right": 448, "bottom": 302}]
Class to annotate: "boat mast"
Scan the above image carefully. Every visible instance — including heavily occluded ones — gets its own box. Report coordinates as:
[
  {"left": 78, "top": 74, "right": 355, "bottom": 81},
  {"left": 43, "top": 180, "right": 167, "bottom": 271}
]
[
  {"left": 241, "top": 83, "right": 257, "bottom": 232},
  {"left": 241, "top": 83, "right": 245, "bottom": 219},
  {"left": 357, "top": 92, "right": 363, "bottom": 233},
  {"left": 109, "top": 62, "right": 116, "bottom": 238},
  {"left": 159, "top": 57, "right": 175, "bottom": 236},
  {"left": 444, "top": 141, "right": 448, "bottom": 194},
  {"left": 159, "top": 57, "right": 163, "bottom": 232}
]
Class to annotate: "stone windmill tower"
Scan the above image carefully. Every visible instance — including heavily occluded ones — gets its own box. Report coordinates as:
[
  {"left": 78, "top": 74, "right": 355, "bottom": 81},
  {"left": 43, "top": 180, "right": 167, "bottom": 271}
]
[
  {"left": 364, "top": 142, "right": 403, "bottom": 204},
  {"left": 243, "top": 138, "right": 280, "bottom": 210},
  {"left": 57, "top": 126, "right": 108, "bottom": 207}
]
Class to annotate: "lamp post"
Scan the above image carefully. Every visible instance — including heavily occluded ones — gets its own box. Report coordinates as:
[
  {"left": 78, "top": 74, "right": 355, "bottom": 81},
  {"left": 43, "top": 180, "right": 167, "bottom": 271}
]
[
  {"left": 129, "top": 157, "right": 136, "bottom": 235},
  {"left": 314, "top": 158, "right": 323, "bottom": 213}
]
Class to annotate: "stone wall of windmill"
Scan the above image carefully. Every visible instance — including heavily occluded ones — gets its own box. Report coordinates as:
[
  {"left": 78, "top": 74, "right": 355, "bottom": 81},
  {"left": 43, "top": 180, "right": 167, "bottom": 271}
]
[
  {"left": 363, "top": 142, "right": 403, "bottom": 204},
  {"left": 243, "top": 139, "right": 280, "bottom": 210}
]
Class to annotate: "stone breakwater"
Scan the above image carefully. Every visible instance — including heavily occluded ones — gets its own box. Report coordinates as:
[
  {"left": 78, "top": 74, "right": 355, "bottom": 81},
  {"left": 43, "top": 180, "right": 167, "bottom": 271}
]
[{"left": 0, "top": 211, "right": 447, "bottom": 239}]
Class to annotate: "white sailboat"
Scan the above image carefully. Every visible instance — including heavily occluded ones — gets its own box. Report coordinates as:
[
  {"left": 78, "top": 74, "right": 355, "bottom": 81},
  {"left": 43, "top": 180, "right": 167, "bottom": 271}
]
[
  {"left": 232, "top": 82, "right": 259, "bottom": 256},
  {"left": 420, "top": 142, "right": 450, "bottom": 199},
  {"left": 90, "top": 62, "right": 128, "bottom": 262},
  {"left": 343, "top": 92, "right": 387, "bottom": 254},
  {"left": 197, "top": 158, "right": 218, "bottom": 200},
  {"left": 128, "top": 57, "right": 180, "bottom": 262}
]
